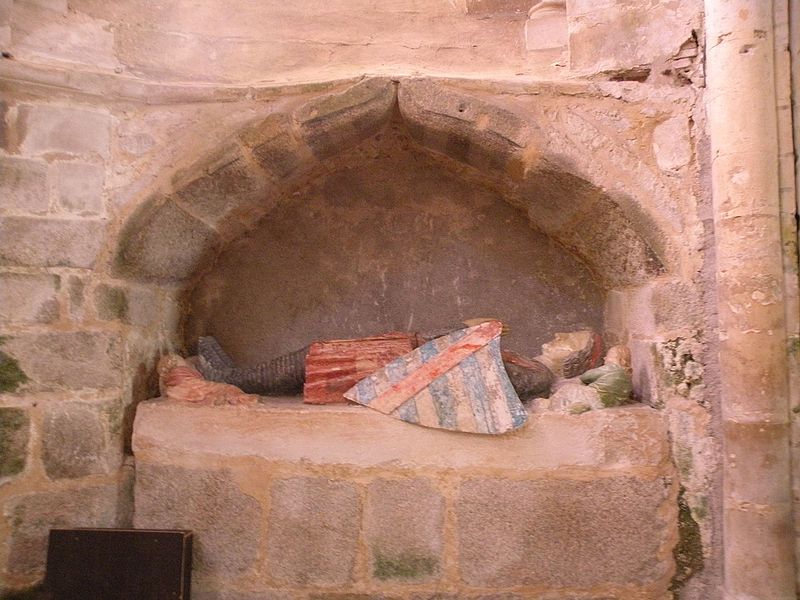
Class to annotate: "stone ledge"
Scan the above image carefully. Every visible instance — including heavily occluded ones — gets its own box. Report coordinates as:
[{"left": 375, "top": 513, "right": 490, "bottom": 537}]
[
  {"left": 133, "top": 400, "right": 669, "bottom": 473},
  {"left": 132, "top": 399, "right": 676, "bottom": 597}
]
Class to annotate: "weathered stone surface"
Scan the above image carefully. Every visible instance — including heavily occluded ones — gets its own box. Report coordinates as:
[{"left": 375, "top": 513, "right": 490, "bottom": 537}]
[
  {"left": 556, "top": 198, "right": 665, "bottom": 287},
  {"left": 92, "top": 282, "right": 160, "bottom": 327},
  {"left": 115, "top": 197, "right": 220, "bottom": 282},
  {"left": 652, "top": 278, "right": 702, "bottom": 332},
  {"left": 398, "top": 80, "right": 533, "bottom": 173},
  {"left": 365, "top": 478, "right": 443, "bottom": 582},
  {"left": 41, "top": 401, "right": 118, "bottom": 479},
  {"left": 239, "top": 114, "right": 307, "bottom": 179},
  {"left": 12, "top": 1, "right": 117, "bottom": 70},
  {"left": 547, "top": 382, "right": 602, "bottom": 413},
  {"left": 410, "top": 595, "right": 527, "bottom": 600},
  {"left": 267, "top": 477, "right": 360, "bottom": 585},
  {"left": 2, "top": 331, "right": 122, "bottom": 389},
  {"left": 194, "top": 591, "right": 295, "bottom": 600},
  {"left": 525, "top": 2, "right": 568, "bottom": 51},
  {"left": 19, "top": 104, "right": 111, "bottom": 158},
  {"left": 568, "top": 0, "right": 697, "bottom": 75},
  {"left": 0, "top": 156, "right": 48, "bottom": 214},
  {"left": 134, "top": 464, "right": 261, "bottom": 575},
  {"left": 0, "top": 272, "right": 60, "bottom": 324},
  {"left": 51, "top": 160, "right": 105, "bottom": 215},
  {"left": 465, "top": 0, "right": 529, "bottom": 16},
  {"left": 67, "top": 274, "right": 86, "bottom": 320},
  {"left": 724, "top": 421, "right": 791, "bottom": 507},
  {"left": 174, "top": 145, "right": 268, "bottom": 227},
  {"left": 652, "top": 116, "right": 691, "bottom": 172},
  {"left": 309, "top": 595, "right": 400, "bottom": 600},
  {"left": 0, "top": 407, "right": 30, "bottom": 478},
  {"left": 133, "top": 403, "right": 669, "bottom": 473},
  {"left": 295, "top": 78, "right": 396, "bottom": 159},
  {"left": 126, "top": 286, "right": 162, "bottom": 328},
  {"left": 456, "top": 476, "right": 674, "bottom": 588},
  {"left": 93, "top": 283, "right": 128, "bottom": 322},
  {"left": 4, "top": 484, "right": 119, "bottom": 577},
  {"left": 0, "top": 216, "right": 106, "bottom": 268},
  {"left": 0, "top": 99, "right": 8, "bottom": 150},
  {"left": 186, "top": 146, "right": 603, "bottom": 362},
  {"left": 20, "top": 0, "right": 68, "bottom": 13}
]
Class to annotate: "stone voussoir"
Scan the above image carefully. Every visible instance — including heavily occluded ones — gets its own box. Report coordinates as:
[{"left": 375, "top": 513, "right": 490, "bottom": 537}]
[
  {"left": 238, "top": 113, "right": 311, "bottom": 180},
  {"left": 398, "top": 80, "right": 534, "bottom": 172},
  {"left": 173, "top": 143, "right": 272, "bottom": 227},
  {"left": 115, "top": 195, "right": 221, "bottom": 283},
  {"left": 293, "top": 77, "right": 396, "bottom": 160}
]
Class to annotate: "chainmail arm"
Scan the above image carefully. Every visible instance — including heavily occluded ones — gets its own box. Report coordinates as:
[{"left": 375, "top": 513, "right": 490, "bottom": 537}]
[{"left": 197, "top": 336, "right": 309, "bottom": 396}]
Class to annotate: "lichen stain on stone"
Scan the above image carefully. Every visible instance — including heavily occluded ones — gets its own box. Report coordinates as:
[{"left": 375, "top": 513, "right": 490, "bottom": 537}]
[
  {"left": 788, "top": 335, "right": 800, "bottom": 356},
  {"left": 674, "top": 444, "right": 694, "bottom": 479},
  {"left": 95, "top": 284, "right": 129, "bottom": 322},
  {"left": 0, "top": 337, "right": 29, "bottom": 393},
  {"left": 372, "top": 551, "right": 437, "bottom": 580},
  {"left": 669, "top": 486, "right": 704, "bottom": 597},
  {"left": 0, "top": 407, "right": 29, "bottom": 477},
  {"left": 657, "top": 334, "right": 704, "bottom": 401}
]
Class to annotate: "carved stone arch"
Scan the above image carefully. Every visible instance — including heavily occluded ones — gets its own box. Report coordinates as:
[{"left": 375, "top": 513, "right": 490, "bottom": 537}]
[
  {"left": 113, "top": 78, "right": 398, "bottom": 285},
  {"left": 112, "top": 76, "right": 676, "bottom": 290},
  {"left": 396, "top": 79, "right": 676, "bottom": 288}
]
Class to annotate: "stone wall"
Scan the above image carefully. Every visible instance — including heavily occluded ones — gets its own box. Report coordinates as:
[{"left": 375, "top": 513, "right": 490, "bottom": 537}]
[
  {"left": 0, "top": 0, "right": 751, "bottom": 597},
  {"left": 133, "top": 401, "right": 678, "bottom": 600},
  {"left": 0, "top": 76, "right": 715, "bottom": 596}
]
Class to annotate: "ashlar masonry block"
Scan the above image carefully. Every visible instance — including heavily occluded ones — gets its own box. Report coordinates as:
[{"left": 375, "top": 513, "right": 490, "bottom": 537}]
[
  {"left": 19, "top": 104, "right": 111, "bottom": 159},
  {"left": 132, "top": 402, "right": 677, "bottom": 598}
]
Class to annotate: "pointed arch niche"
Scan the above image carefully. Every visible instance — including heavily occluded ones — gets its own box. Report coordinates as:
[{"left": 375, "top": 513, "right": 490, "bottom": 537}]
[
  {"left": 114, "top": 77, "right": 688, "bottom": 599},
  {"left": 114, "top": 77, "right": 677, "bottom": 374}
]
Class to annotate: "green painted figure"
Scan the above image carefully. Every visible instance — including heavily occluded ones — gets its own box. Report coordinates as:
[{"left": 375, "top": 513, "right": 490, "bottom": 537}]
[{"left": 578, "top": 345, "right": 633, "bottom": 407}]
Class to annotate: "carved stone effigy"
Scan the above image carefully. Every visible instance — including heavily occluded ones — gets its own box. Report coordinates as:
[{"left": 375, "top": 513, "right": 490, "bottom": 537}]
[
  {"left": 543, "top": 344, "right": 634, "bottom": 414},
  {"left": 158, "top": 354, "right": 258, "bottom": 406},
  {"left": 197, "top": 336, "right": 308, "bottom": 395},
  {"left": 344, "top": 321, "right": 528, "bottom": 434},
  {"left": 303, "top": 333, "right": 417, "bottom": 404},
  {"left": 197, "top": 326, "right": 559, "bottom": 404}
]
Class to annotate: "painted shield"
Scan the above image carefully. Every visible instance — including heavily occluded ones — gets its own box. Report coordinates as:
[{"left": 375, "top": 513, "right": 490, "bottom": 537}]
[{"left": 343, "top": 320, "right": 528, "bottom": 434}]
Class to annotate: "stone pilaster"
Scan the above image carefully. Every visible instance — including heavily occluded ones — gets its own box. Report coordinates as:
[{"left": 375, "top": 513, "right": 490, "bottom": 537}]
[{"left": 705, "top": 1, "right": 796, "bottom": 597}]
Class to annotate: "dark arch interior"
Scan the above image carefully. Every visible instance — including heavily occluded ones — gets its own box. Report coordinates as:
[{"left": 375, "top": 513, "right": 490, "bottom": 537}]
[{"left": 185, "top": 126, "right": 605, "bottom": 363}]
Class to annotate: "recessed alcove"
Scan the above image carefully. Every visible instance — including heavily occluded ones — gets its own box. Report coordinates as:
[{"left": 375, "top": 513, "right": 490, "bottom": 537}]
[
  {"left": 115, "top": 77, "right": 683, "bottom": 598},
  {"left": 186, "top": 123, "right": 605, "bottom": 362}
]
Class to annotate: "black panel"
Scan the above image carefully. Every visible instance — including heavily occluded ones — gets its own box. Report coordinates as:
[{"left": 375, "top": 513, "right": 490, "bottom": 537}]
[{"left": 44, "top": 528, "right": 192, "bottom": 600}]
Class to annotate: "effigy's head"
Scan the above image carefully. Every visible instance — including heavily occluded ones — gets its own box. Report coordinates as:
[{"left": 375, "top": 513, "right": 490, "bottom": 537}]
[
  {"left": 539, "top": 330, "right": 603, "bottom": 378},
  {"left": 605, "top": 345, "right": 632, "bottom": 372}
]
